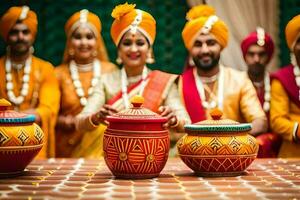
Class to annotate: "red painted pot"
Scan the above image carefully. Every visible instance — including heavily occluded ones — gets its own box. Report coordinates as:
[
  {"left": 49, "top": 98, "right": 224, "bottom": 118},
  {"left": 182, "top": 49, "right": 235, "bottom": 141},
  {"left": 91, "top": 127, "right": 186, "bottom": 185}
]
[
  {"left": 0, "top": 99, "right": 43, "bottom": 177},
  {"left": 103, "top": 96, "right": 170, "bottom": 179}
]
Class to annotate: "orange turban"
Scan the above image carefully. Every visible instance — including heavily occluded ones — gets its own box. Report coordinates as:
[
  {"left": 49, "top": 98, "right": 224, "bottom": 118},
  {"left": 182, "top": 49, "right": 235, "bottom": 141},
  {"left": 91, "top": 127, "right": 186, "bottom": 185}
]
[
  {"left": 110, "top": 3, "right": 156, "bottom": 46},
  {"left": 182, "top": 5, "right": 228, "bottom": 50},
  {"left": 285, "top": 14, "right": 300, "bottom": 51},
  {"left": 0, "top": 6, "right": 37, "bottom": 42},
  {"left": 63, "top": 9, "right": 108, "bottom": 63}
]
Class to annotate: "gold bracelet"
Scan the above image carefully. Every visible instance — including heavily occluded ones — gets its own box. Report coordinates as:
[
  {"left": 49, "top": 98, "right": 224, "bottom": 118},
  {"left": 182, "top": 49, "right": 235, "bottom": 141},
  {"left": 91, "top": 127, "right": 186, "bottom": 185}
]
[
  {"left": 169, "top": 117, "right": 180, "bottom": 128},
  {"left": 88, "top": 115, "right": 99, "bottom": 128}
]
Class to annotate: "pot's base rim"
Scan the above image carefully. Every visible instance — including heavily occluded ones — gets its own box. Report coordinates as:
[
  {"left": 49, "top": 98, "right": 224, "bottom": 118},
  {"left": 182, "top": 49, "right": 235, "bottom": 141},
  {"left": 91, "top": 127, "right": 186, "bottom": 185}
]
[
  {"left": 194, "top": 170, "right": 247, "bottom": 177},
  {"left": 113, "top": 173, "right": 160, "bottom": 179},
  {"left": 0, "top": 170, "right": 24, "bottom": 178}
]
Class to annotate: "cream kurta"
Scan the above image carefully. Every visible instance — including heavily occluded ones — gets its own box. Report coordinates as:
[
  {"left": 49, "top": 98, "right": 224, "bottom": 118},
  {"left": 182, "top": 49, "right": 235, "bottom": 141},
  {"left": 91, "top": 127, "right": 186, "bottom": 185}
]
[
  {"left": 77, "top": 69, "right": 191, "bottom": 132},
  {"left": 74, "top": 69, "right": 190, "bottom": 158},
  {"left": 220, "top": 67, "right": 266, "bottom": 123},
  {"left": 180, "top": 66, "right": 266, "bottom": 123}
]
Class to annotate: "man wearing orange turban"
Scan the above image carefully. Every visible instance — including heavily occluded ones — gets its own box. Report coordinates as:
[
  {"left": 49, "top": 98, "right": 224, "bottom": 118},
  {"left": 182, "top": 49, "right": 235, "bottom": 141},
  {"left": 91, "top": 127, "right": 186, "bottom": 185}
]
[
  {"left": 241, "top": 28, "right": 282, "bottom": 158},
  {"left": 0, "top": 6, "right": 60, "bottom": 158},
  {"left": 270, "top": 14, "right": 300, "bottom": 157},
  {"left": 179, "top": 5, "right": 267, "bottom": 137}
]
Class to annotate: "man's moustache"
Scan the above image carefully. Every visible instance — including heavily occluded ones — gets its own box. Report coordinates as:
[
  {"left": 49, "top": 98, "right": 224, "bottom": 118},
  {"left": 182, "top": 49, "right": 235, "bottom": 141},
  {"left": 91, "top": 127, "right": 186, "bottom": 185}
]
[{"left": 13, "top": 41, "right": 28, "bottom": 45}]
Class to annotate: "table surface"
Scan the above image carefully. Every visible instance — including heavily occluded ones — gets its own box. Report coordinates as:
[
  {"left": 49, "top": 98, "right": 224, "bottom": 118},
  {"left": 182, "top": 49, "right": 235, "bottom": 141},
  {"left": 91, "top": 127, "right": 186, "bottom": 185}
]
[{"left": 0, "top": 158, "right": 300, "bottom": 200}]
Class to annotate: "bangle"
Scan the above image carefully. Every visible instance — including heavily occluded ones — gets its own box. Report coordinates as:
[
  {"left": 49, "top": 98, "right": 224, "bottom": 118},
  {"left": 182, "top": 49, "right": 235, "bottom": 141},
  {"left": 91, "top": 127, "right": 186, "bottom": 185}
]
[
  {"left": 170, "top": 117, "right": 180, "bottom": 128},
  {"left": 88, "top": 115, "right": 99, "bottom": 128}
]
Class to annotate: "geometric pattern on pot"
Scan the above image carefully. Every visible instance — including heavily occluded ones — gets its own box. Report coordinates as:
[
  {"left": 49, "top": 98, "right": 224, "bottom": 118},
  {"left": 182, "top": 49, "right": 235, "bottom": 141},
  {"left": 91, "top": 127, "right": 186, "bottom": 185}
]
[
  {"left": 34, "top": 124, "right": 44, "bottom": 144},
  {"left": 0, "top": 130, "right": 9, "bottom": 145},
  {"left": 180, "top": 156, "right": 256, "bottom": 174},
  {"left": 0, "top": 124, "right": 44, "bottom": 147},
  {"left": 177, "top": 135, "right": 258, "bottom": 156},
  {"left": 104, "top": 134, "right": 169, "bottom": 175}
]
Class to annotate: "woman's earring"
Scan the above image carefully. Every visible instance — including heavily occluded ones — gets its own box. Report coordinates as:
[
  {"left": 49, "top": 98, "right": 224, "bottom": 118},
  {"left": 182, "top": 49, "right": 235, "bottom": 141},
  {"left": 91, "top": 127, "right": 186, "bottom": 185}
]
[
  {"left": 146, "top": 48, "right": 155, "bottom": 64},
  {"left": 69, "top": 49, "right": 75, "bottom": 57},
  {"left": 116, "top": 56, "right": 122, "bottom": 65},
  {"left": 92, "top": 50, "right": 98, "bottom": 57}
]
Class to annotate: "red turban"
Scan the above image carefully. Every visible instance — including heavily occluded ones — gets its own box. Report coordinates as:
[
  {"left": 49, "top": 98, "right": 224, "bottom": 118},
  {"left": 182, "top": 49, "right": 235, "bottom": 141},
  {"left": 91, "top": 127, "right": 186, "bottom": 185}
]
[{"left": 241, "top": 28, "right": 274, "bottom": 62}]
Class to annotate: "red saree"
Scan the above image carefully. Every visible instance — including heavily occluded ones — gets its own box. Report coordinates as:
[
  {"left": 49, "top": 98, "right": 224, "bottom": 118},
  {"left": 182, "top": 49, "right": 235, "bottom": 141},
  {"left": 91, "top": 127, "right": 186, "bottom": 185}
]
[{"left": 108, "top": 70, "right": 176, "bottom": 113}]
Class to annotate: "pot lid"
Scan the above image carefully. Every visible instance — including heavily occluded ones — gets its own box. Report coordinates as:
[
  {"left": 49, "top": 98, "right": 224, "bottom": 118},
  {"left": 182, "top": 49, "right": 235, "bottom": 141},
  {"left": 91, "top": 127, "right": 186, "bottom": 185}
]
[
  {"left": 106, "top": 95, "right": 167, "bottom": 123},
  {"left": 184, "top": 108, "right": 251, "bottom": 132},
  {"left": 0, "top": 99, "right": 35, "bottom": 124}
]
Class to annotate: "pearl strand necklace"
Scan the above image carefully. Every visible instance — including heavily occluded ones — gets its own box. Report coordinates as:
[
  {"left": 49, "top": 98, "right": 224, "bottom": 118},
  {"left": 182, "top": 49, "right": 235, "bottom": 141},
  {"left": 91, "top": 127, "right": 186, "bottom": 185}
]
[
  {"left": 194, "top": 65, "right": 224, "bottom": 110},
  {"left": 69, "top": 59, "right": 101, "bottom": 106},
  {"left": 263, "top": 73, "right": 271, "bottom": 112},
  {"left": 5, "top": 56, "right": 32, "bottom": 105},
  {"left": 293, "top": 64, "right": 300, "bottom": 101},
  {"left": 121, "top": 66, "right": 148, "bottom": 109}
]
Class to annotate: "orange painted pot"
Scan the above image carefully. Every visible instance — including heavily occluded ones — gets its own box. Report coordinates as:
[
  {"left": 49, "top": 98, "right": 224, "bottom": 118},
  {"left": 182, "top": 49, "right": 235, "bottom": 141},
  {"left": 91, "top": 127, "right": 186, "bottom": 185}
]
[
  {"left": 0, "top": 99, "right": 43, "bottom": 177},
  {"left": 177, "top": 109, "right": 258, "bottom": 176},
  {"left": 104, "top": 96, "right": 170, "bottom": 179}
]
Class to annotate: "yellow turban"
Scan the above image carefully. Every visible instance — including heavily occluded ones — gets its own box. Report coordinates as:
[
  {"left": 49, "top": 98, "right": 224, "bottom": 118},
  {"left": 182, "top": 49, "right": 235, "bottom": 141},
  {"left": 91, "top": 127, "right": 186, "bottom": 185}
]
[
  {"left": 182, "top": 5, "right": 229, "bottom": 50},
  {"left": 0, "top": 6, "right": 38, "bottom": 42},
  {"left": 285, "top": 14, "right": 300, "bottom": 51},
  {"left": 110, "top": 3, "right": 156, "bottom": 46},
  {"left": 63, "top": 9, "right": 108, "bottom": 63}
]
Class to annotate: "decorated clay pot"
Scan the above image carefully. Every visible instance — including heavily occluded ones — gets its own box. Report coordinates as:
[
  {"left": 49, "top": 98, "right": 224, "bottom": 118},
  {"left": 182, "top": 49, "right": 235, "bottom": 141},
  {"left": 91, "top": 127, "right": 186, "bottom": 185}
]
[
  {"left": 0, "top": 99, "right": 44, "bottom": 177},
  {"left": 177, "top": 109, "right": 258, "bottom": 176},
  {"left": 103, "top": 96, "right": 170, "bottom": 179}
]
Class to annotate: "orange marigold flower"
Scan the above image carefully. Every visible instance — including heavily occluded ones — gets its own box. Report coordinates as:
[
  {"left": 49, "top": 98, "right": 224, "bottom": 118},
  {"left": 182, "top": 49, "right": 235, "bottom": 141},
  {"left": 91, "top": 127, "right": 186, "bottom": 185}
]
[{"left": 111, "top": 2, "right": 136, "bottom": 20}]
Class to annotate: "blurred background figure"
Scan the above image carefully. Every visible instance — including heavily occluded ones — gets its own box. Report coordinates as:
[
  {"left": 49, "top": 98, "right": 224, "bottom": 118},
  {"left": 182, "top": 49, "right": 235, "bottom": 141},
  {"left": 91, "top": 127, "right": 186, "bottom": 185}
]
[
  {"left": 271, "top": 14, "right": 300, "bottom": 158},
  {"left": 0, "top": 6, "right": 60, "bottom": 158},
  {"left": 241, "top": 27, "right": 282, "bottom": 158},
  {"left": 55, "top": 9, "right": 117, "bottom": 158}
]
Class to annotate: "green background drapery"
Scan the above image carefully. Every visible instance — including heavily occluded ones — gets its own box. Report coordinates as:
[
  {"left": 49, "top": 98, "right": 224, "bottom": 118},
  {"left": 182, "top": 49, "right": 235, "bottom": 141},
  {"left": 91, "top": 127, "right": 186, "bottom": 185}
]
[
  {"left": 1, "top": 0, "right": 300, "bottom": 72},
  {"left": 0, "top": 0, "right": 188, "bottom": 74}
]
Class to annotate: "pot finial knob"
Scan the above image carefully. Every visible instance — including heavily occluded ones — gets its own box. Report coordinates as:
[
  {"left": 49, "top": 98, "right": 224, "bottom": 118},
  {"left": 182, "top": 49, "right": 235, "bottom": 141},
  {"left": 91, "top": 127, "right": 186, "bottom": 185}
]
[
  {"left": 210, "top": 108, "right": 223, "bottom": 120},
  {"left": 0, "top": 98, "right": 12, "bottom": 111},
  {"left": 130, "top": 95, "right": 144, "bottom": 108}
]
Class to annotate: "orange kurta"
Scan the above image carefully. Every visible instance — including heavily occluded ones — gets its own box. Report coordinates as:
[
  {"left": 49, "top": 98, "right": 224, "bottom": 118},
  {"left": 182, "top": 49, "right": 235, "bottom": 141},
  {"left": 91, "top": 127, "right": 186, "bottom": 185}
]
[
  {"left": 0, "top": 56, "right": 60, "bottom": 158},
  {"left": 55, "top": 61, "right": 116, "bottom": 157}
]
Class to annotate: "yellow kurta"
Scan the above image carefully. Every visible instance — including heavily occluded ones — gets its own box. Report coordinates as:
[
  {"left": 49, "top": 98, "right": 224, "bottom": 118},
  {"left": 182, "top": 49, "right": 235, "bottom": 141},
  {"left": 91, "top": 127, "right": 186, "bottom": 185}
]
[
  {"left": 55, "top": 61, "right": 117, "bottom": 157},
  {"left": 270, "top": 79, "right": 300, "bottom": 157},
  {"left": 0, "top": 56, "right": 60, "bottom": 158}
]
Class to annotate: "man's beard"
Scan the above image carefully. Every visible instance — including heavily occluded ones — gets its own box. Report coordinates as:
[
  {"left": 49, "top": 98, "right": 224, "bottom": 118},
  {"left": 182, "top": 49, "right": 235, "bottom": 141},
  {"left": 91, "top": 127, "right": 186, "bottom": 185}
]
[
  {"left": 193, "top": 54, "right": 220, "bottom": 71},
  {"left": 247, "top": 63, "right": 265, "bottom": 77},
  {"left": 8, "top": 41, "right": 31, "bottom": 56}
]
